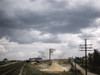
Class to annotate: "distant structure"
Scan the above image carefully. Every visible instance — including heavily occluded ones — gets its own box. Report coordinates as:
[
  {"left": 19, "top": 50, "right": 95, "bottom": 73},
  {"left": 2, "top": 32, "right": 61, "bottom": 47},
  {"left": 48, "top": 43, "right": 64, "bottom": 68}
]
[
  {"left": 49, "top": 48, "right": 55, "bottom": 60},
  {"left": 29, "top": 57, "right": 42, "bottom": 62}
]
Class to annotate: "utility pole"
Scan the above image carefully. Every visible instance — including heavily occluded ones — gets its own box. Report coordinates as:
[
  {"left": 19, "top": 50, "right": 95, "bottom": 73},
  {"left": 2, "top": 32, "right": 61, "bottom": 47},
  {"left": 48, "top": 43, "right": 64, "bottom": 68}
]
[
  {"left": 79, "top": 39, "right": 93, "bottom": 75},
  {"left": 75, "top": 57, "right": 77, "bottom": 75}
]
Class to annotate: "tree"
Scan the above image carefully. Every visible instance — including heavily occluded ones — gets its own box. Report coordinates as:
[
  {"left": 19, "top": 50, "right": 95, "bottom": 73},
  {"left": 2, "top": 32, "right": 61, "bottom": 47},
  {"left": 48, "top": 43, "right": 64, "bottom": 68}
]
[
  {"left": 3, "top": 58, "right": 8, "bottom": 62},
  {"left": 88, "top": 53, "right": 93, "bottom": 64},
  {"left": 93, "top": 49, "right": 100, "bottom": 66}
]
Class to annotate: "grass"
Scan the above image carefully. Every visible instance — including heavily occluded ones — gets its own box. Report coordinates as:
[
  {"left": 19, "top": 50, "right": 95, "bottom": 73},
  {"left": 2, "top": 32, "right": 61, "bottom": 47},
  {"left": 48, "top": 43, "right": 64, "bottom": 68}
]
[{"left": 22, "top": 62, "right": 82, "bottom": 75}]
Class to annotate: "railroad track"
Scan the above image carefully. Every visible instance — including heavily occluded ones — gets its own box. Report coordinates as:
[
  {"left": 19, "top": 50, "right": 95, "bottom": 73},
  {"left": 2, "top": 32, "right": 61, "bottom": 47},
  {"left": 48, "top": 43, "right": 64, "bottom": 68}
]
[
  {"left": 0, "top": 64, "right": 17, "bottom": 72},
  {"left": 0, "top": 62, "right": 24, "bottom": 75}
]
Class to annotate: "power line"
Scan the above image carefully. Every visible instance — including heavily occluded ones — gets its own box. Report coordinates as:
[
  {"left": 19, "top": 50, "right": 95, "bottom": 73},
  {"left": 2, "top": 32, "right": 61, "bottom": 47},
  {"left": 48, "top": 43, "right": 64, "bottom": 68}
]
[{"left": 79, "top": 39, "right": 93, "bottom": 75}]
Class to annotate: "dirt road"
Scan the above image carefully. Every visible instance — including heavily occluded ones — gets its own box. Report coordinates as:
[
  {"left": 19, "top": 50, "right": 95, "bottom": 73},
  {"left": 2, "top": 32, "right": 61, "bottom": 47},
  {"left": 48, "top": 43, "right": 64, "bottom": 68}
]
[{"left": 72, "top": 62, "right": 98, "bottom": 75}]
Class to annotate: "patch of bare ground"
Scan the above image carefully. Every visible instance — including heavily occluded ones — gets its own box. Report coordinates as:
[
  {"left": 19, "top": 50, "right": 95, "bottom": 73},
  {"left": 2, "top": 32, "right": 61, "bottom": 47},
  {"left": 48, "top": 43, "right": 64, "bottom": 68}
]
[{"left": 39, "top": 60, "right": 71, "bottom": 73}]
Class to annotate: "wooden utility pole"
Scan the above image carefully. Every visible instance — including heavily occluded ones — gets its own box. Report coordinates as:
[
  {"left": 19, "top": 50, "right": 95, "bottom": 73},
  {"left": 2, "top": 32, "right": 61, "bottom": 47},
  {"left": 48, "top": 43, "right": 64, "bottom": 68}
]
[
  {"left": 75, "top": 57, "right": 77, "bottom": 75},
  {"left": 79, "top": 39, "right": 93, "bottom": 75}
]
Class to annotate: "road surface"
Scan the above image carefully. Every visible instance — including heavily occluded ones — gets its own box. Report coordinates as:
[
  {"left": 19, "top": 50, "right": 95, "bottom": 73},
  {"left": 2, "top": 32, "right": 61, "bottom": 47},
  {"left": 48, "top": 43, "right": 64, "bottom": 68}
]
[{"left": 72, "top": 62, "right": 98, "bottom": 75}]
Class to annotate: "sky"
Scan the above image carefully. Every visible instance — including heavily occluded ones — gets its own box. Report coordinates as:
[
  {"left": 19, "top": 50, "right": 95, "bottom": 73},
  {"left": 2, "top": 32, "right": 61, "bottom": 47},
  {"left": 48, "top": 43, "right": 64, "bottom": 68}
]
[{"left": 0, "top": 0, "right": 100, "bottom": 60}]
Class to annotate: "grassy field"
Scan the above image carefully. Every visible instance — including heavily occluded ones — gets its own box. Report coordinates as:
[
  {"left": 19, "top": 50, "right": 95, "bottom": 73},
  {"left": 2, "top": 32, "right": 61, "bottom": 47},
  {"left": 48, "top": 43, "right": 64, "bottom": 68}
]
[
  {"left": 22, "top": 62, "right": 82, "bottom": 75},
  {"left": 0, "top": 61, "right": 83, "bottom": 75}
]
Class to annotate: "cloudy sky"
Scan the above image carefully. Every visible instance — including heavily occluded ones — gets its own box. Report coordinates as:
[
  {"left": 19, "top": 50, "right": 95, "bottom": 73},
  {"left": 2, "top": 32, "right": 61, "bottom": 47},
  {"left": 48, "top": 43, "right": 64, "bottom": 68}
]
[{"left": 0, "top": 0, "right": 100, "bottom": 60}]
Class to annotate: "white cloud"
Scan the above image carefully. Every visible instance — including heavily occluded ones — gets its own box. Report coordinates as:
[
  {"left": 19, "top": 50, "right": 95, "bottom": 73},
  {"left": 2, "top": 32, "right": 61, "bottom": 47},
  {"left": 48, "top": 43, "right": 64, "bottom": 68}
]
[
  {"left": 0, "top": 37, "right": 81, "bottom": 60},
  {"left": 5, "top": 29, "right": 54, "bottom": 43},
  {"left": 0, "top": 0, "right": 100, "bottom": 60},
  {"left": 80, "top": 17, "right": 100, "bottom": 50},
  {"left": 0, "top": 45, "right": 7, "bottom": 53},
  {"left": 1, "top": 29, "right": 100, "bottom": 60},
  {"left": 53, "top": 50, "right": 63, "bottom": 56},
  {"left": 18, "top": 52, "right": 24, "bottom": 57},
  {"left": 30, "top": 29, "right": 53, "bottom": 40},
  {"left": 58, "top": 33, "right": 82, "bottom": 44},
  {"left": 95, "top": 18, "right": 100, "bottom": 26}
]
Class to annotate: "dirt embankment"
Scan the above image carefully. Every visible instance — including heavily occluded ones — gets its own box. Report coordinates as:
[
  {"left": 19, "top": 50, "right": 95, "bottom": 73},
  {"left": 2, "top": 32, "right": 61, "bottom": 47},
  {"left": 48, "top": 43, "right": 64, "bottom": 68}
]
[{"left": 40, "top": 61, "right": 71, "bottom": 72}]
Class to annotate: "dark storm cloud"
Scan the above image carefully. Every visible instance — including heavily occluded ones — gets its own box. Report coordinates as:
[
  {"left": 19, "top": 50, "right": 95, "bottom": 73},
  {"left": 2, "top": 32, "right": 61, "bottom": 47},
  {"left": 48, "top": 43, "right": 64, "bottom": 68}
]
[
  {"left": 15, "top": 7, "right": 100, "bottom": 33},
  {"left": 0, "top": 0, "right": 100, "bottom": 43}
]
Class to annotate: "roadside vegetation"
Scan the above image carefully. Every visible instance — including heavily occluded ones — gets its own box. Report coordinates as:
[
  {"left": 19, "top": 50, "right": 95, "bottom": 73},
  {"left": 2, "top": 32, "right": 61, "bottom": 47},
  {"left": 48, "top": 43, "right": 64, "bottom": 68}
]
[
  {"left": 22, "top": 62, "right": 82, "bottom": 75},
  {"left": 0, "top": 59, "right": 83, "bottom": 75},
  {"left": 75, "top": 49, "right": 100, "bottom": 75}
]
